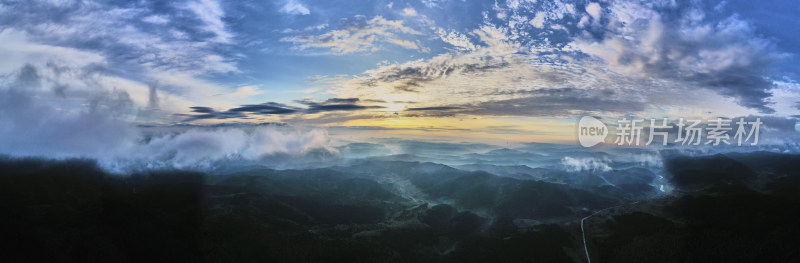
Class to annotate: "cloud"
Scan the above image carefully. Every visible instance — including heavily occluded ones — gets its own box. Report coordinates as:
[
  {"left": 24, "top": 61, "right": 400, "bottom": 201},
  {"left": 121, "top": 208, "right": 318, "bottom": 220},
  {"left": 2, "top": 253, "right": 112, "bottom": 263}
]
[
  {"left": 296, "top": 98, "right": 385, "bottom": 113},
  {"left": 402, "top": 8, "right": 417, "bottom": 16},
  {"left": 584, "top": 2, "right": 602, "bottom": 21},
  {"left": 225, "top": 85, "right": 263, "bottom": 98},
  {"left": 142, "top": 15, "right": 170, "bottom": 25},
  {"left": 421, "top": 0, "right": 447, "bottom": 8},
  {"left": 180, "top": 98, "right": 384, "bottom": 121},
  {"left": 178, "top": 107, "right": 246, "bottom": 121},
  {"left": 0, "top": 34, "right": 199, "bottom": 122},
  {"left": 0, "top": 0, "right": 242, "bottom": 117},
  {"left": 572, "top": 1, "right": 783, "bottom": 113},
  {"left": 499, "top": 0, "right": 576, "bottom": 35},
  {"left": 0, "top": 65, "right": 334, "bottom": 170},
  {"left": 323, "top": 24, "right": 660, "bottom": 118},
  {"left": 281, "top": 15, "right": 424, "bottom": 54},
  {"left": 301, "top": 0, "right": 794, "bottom": 124},
  {"left": 185, "top": 0, "right": 233, "bottom": 43},
  {"left": 460, "top": 88, "right": 647, "bottom": 117},
  {"left": 529, "top": 12, "right": 546, "bottom": 28},
  {"left": 279, "top": 0, "right": 310, "bottom": 15},
  {"left": 561, "top": 156, "right": 612, "bottom": 172},
  {"left": 115, "top": 127, "right": 333, "bottom": 170},
  {"left": 0, "top": 65, "right": 137, "bottom": 158},
  {"left": 147, "top": 82, "right": 160, "bottom": 110},
  {"left": 0, "top": 29, "right": 105, "bottom": 74},
  {"left": 407, "top": 106, "right": 463, "bottom": 111},
  {"left": 1, "top": 0, "right": 796, "bottom": 141},
  {"left": 435, "top": 28, "right": 476, "bottom": 51},
  {"left": 178, "top": 101, "right": 302, "bottom": 121},
  {"left": 230, "top": 102, "right": 299, "bottom": 115}
]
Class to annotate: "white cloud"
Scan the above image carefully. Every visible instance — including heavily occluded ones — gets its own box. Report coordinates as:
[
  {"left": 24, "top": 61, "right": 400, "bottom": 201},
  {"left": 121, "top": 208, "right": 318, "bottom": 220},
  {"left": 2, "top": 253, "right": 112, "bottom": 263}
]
[
  {"left": 227, "top": 85, "right": 263, "bottom": 98},
  {"left": 529, "top": 12, "right": 546, "bottom": 28},
  {"left": 185, "top": 0, "right": 232, "bottom": 43},
  {"left": 280, "top": 0, "right": 310, "bottom": 15},
  {"left": 585, "top": 2, "right": 602, "bottom": 21},
  {"left": 436, "top": 28, "right": 476, "bottom": 51},
  {"left": 561, "top": 157, "right": 612, "bottom": 172},
  {"left": 116, "top": 127, "right": 333, "bottom": 170},
  {"left": 421, "top": 0, "right": 446, "bottom": 8},
  {"left": 281, "top": 16, "right": 425, "bottom": 54},
  {"left": 498, "top": 0, "right": 576, "bottom": 40},
  {"left": 769, "top": 81, "right": 800, "bottom": 117},
  {"left": 0, "top": 1, "right": 251, "bottom": 123},
  {"left": 0, "top": 29, "right": 210, "bottom": 122},
  {"left": 0, "top": 84, "right": 333, "bottom": 170},
  {"left": 0, "top": 29, "right": 104, "bottom": 74},
  {"left": 142, "top": 15, "right": 169, "bottom": 24},
  {"left": 572, "top": 1, "right": 782, "bottom": 113}
]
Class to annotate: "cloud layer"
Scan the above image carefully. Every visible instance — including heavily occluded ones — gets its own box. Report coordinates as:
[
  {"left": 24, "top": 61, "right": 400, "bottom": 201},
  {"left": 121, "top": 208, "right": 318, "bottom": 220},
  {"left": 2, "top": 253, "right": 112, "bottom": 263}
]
[{"left": 0, "top": 0, "right": 797, "bottom": 156}]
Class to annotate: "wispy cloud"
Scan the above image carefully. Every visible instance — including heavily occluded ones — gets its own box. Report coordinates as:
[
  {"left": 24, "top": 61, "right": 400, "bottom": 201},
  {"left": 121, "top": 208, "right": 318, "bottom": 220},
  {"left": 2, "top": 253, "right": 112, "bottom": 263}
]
[
  {"left": 309, "top": 0, "right": 792, "bottom": 122},
  {"left": 281, "top": 15, "right": 425, "bottom": 54},
  {"left": 279, "top": 0, "right": 311, "bottom": 15},
  {"left": 0, "top": 0, "right": 247, "bottom": 123},
  {"left": 185, "top": 0, "right": 233, "bottom": 43}
]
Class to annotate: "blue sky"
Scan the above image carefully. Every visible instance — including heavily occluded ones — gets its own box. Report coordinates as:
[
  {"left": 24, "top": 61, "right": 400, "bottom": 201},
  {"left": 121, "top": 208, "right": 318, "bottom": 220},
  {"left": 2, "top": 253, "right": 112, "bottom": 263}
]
[{"left": 1, "top": 0, "right": 799, "bottom": 144}]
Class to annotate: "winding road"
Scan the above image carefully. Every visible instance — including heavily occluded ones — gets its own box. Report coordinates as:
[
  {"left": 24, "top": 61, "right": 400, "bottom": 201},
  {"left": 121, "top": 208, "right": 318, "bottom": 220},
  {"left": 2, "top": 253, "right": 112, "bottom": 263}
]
[{"left": 581, "top": 205, "right": 624, "bottom": 263}]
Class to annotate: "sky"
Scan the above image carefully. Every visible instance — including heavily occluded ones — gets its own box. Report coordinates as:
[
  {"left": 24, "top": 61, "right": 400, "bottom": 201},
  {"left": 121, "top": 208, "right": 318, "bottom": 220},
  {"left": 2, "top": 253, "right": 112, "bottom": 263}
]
[{"left": 1, "top": 0, "right": 799, "bottom": 150}]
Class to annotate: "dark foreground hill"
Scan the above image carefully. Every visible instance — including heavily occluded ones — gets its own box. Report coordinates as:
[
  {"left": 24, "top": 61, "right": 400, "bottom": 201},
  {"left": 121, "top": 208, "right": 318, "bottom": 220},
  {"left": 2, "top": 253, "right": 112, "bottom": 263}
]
[{"left": 1, "top": 152, "right": 799, "bottom": 262}]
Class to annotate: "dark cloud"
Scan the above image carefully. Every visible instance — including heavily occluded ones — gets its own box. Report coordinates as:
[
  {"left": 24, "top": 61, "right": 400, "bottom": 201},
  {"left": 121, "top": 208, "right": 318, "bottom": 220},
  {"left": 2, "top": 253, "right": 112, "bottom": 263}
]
[
  {"left": 458, "top": 88, "right": 645, "bottom": 117},
  {"left": 394, "top": 88, "right": 643, "bottom": 117},
  {"left": 322, "top": 98, "right": 360, "bottom": 104},
  {"left": 394, "top": 80, "right": 421, "bottom": 93},
  {"left": 45, "top": 61, "right": 71, "bottom": 77},
  {"left": 147, "top": 82, "right": 160, "bottom": 110},
  {"left": 296, "top": 98, "right": 383, "bottom": 114},
  {"left": 407, "top": 106, "right": 463, "bottom": 111},
  {"left": 177, "top": 110, "right": 246, "bottom": 121},
  {"left": 17, "top": 64, "right": 41, "bottom": 88},
  {"left": 182, "top": 98, "right": 384, "bottom": 122},
  {"left": 178, "top": 106, "right": 250, "bottom": 121},
  {"left": 465, "top": 97, "right": 644, "bottom": 117},
  {"left": 137, "top": 122, "right": 287, "bottom": 129},
  {"left": 307, "top": 104, "right": 374, "bottom": 112},
  {"left": 189, "top": 107, "right": 215, "bottom": 113},
  {"left": 52, "top": 84, "right": 68, "bottom": 98},
  {"left": 746, "top": 115, "right": 797, "bottom": 132},
  {"left": 686, "top": 65, "right": 776, "bottom": 114},
  {"left": 229, "top": 102, "right": 299, "bottom": 115}
]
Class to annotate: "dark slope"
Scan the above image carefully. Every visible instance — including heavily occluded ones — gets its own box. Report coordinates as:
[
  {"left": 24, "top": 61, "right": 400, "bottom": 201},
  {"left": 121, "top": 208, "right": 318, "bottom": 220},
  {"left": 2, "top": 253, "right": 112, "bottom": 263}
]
[
  {"left": 665, "top": 153, "right": 755, "bottom": 189},
  {"left": 585, "top": 152, "right": 800, "bottom": 263}
]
